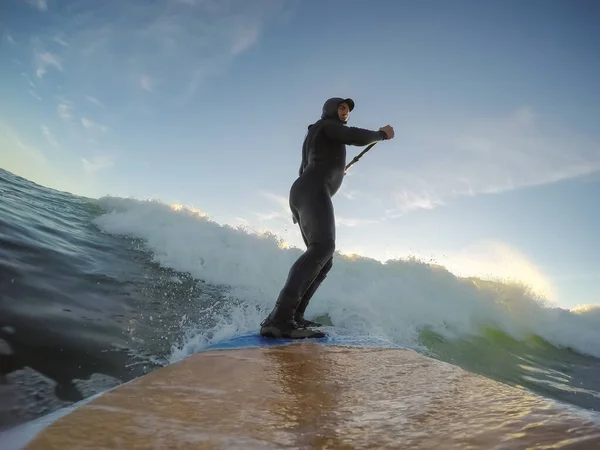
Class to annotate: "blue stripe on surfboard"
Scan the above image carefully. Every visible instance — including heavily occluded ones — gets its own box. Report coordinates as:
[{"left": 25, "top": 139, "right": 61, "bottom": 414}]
[{"left": 203, "top": 327, "right": 402, "bottom": 351}]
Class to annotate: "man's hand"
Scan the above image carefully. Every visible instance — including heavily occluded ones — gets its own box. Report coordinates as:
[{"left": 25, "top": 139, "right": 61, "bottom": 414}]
[{"left": 379, "top": 125, "right": 395, "bottom": 140}]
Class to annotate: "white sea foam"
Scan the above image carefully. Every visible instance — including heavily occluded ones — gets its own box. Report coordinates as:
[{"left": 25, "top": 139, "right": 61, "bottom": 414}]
[{"left": 93, "top": 197, "right": 600, "bottom": 362}]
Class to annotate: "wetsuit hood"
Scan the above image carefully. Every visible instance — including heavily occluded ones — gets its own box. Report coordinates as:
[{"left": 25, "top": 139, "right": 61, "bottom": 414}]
[{"left": 321, "top": 97, "right": 355, "bottom": 122}]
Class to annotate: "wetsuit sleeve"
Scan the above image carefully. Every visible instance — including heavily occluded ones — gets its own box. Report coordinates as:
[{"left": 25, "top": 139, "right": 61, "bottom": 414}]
[{"left": 322, "top": 122, "right": 387, "bottom": 146}]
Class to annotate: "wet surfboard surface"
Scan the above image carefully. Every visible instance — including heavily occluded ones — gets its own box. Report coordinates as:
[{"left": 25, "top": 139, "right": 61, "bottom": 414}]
[{"left": 5, "top": 332, "right": 600, "bottom": 449}]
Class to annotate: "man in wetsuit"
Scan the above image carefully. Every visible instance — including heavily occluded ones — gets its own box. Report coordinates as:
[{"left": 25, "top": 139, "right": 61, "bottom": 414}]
[{"left": 260, "top": 97, "right": 395, "bottom": 339}]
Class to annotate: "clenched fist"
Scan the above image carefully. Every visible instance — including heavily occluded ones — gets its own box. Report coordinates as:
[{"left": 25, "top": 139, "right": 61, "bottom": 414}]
[{"left": 379, "top": 125, "right": 395, "bottom": 140}]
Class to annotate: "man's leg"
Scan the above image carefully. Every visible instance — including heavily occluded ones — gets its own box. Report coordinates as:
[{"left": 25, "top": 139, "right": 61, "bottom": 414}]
[
  {"left": 293, "top": 212, "right": 329, "bottom": 326},
  {"left": 292, "top": 189, "right": 335, "bottom": 328},
  {"left": 260, "top": 240, "right": 334, "bottom": 337},
  {"left": 295, "top": 257, "right": 332, "bottom": 327},
  {"left": 260, "top": 191, "right": 335, "bottom": 339}
]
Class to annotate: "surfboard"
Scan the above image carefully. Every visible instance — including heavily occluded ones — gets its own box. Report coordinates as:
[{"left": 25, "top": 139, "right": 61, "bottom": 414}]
[{"left": 4, "top": 330, "right": 600, "bottom": 449}]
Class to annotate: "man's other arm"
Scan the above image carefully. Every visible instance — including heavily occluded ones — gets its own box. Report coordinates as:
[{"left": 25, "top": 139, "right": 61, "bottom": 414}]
[{"left": 323, "top": 122, "right": 389, "bottom": 146}]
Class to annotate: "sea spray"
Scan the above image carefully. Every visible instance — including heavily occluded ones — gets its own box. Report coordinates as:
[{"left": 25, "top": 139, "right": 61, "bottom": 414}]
[{"left": 93, "top": 196, "right": 600, "bottom": 361}]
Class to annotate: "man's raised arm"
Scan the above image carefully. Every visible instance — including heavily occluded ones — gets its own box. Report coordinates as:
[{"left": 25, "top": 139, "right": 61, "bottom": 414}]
[{"left": 323, "top": 122, "right": 394, "bottom": 146}]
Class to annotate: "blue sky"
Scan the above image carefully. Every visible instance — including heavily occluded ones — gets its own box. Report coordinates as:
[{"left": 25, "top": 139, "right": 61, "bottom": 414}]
[{"left": 2, "top": 0, "right": 599, "bottom": 309}]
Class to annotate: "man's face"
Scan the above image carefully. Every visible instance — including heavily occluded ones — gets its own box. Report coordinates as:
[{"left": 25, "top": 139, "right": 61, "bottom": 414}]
[{"left": 337, "top": 102, "right": 350, "bottom": 122}]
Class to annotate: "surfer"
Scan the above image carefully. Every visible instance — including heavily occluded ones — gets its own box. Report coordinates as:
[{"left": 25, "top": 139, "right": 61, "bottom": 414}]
[{"left": 260, "top": 97, "right": 395, "bottom": 339}]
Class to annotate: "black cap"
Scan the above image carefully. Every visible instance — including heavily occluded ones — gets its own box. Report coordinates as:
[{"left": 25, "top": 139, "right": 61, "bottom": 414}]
[
  {"left": 321, "top": 97, "right": 355, "bottom": 120},
  {"left": 342, "top": 98, "right": 355, "bottom": 111}
]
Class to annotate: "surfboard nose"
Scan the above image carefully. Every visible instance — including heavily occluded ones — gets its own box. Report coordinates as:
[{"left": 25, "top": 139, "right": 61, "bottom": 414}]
[{"left": 14, "top": 342, "right": 600, "bottom": 450}]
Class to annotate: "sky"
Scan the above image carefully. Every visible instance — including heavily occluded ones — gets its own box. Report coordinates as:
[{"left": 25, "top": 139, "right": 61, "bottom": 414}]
[{"left": 1, "top": 0, "right": 599, "bottom": 309}]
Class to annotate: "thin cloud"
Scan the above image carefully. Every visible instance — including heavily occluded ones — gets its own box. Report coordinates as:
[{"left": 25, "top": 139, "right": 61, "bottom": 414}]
[
  {"left": 370, "top": 106, "right": 600, "bottom": 217},
  {"left": 81, "top": 155, "right": 114, "bottom": 173},
  {"left": 336, "top": 216, "right": 381, "bottom": 227},
  {"left": 0, "top": 124, "right": 91, "bottom": 197},
  {"left": 36, "top": 51, "right": 62, "bottom": 78},
  {"left": 57, "top": 100, "right": 73, "bottom": 120},
  {"left": 45, "top": 1, "right": 291, "bottom": 101},
  {"left": 25, "top": 0, "right": 48, "bottom": 11},
  {"left": 3, "top": 31, "right": 15, "bottom": 45},
  {"left": 339, "top": 188, "right": 360, "bottom": 201},
  {"left": 139, "top": 75, "right": 154, "bottom": 92},
  {"left": 260, "top": 191, "right": 289, "bottom": 210},
  {"left": 253, "top": 190, "right": 292, "bottom": 223},
  {"left": 392, "top": 193, "right": 443, "bottom": 217},
  {"left": 256, "top": 189, "right": 380, "bottom": 229},
  {"left": 20, "top": 72, "right": 36, "bottom": 88},
  {"left": 53, "top": 35, "right": 69, "bottom": 47},
  {"left": 231, "top": 217, "right": 251, "bottom": 228},
  {"left": 229, "top": 22, "right": 260, "bottom": 55},
  {"left": 253, "top": 211, "right": 285, "bottom": 221},
  {"left": 41, "top": 125, "right": 59, "bottom": 148},
  {"left": 81, "top": 117, "right": 108, "bottom": 133},
  {"left": 86, "top": 96, "right": 103, "bottom": 107},
  {"left": 171, "top": 0, "right": 196, "bottom": 5},
  {"left": 28, "top": 90, "right": 42, "bottom": 101}
]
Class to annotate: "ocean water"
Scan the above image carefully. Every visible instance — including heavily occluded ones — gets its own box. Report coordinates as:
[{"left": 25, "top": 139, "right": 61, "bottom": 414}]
[{"left": 1, "top": 167, "right": 600, "bottom": 430}]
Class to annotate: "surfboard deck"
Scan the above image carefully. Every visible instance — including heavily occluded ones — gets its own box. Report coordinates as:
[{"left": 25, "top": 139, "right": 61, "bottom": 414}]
[{"left": 9, "top": 336, "right": 600, "bottom": 450}]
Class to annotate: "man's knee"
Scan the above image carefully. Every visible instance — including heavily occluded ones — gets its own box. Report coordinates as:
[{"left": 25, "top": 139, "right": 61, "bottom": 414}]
[
  {"left": 310, "top": 239, "right": 335, "bottom": 273},
  {"left": 314, "top": 239, "right": 335, "bottom": 262},
  {"left": 322, "top": 257, "right": 333, "bottom": 275},
  {"left": 311, "top": 256, "right": 333, "bottom": 285}
]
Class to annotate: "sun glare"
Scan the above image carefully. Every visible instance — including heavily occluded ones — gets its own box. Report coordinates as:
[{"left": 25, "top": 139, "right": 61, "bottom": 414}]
[{"left": 435, "top": 241, "right": 556, "bottom": 302}]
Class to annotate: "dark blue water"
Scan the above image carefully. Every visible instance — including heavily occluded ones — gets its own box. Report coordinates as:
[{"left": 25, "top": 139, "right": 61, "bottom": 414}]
[{"left": 0, "top": 169, "right": 210, "bottom": 429}]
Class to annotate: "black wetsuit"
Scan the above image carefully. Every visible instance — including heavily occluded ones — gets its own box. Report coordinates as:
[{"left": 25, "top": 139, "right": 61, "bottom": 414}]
[{"left": 260, "top": 97, "right": 387, "bottom": 338}]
